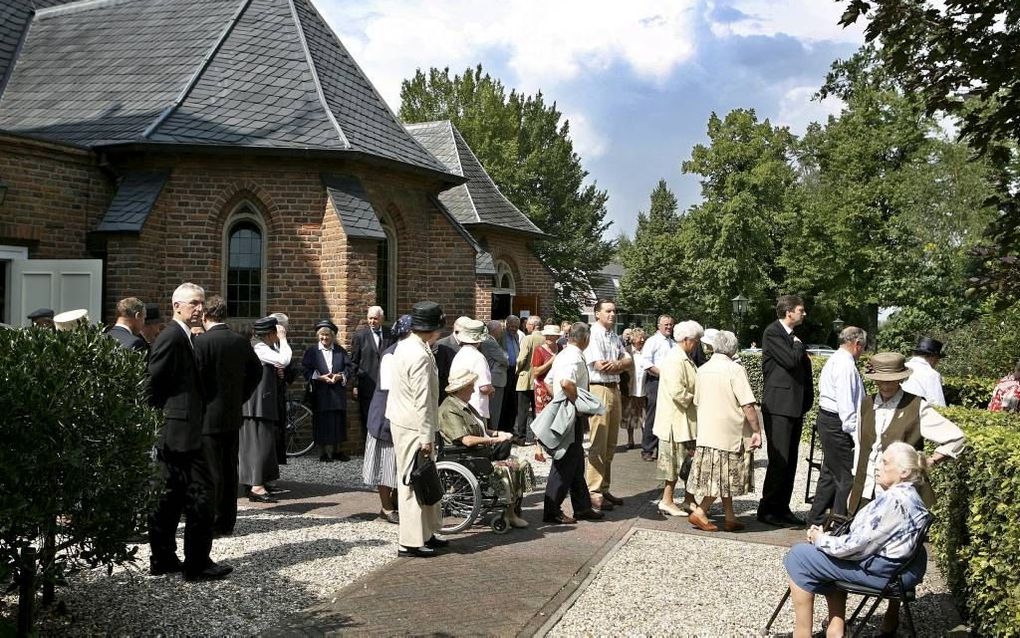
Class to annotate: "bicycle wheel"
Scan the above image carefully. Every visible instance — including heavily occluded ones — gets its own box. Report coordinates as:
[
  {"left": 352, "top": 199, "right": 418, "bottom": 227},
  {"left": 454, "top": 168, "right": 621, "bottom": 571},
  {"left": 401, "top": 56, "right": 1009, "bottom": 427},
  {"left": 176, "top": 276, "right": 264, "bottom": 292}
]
[{"left": 285, "top": 400, "right": 315, "bottom": 457}]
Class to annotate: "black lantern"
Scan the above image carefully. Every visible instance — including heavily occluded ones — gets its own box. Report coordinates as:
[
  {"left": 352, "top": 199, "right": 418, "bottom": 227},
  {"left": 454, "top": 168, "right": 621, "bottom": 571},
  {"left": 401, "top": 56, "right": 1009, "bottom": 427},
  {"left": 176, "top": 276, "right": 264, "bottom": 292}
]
[
  {"left": 832, "top": 317, "right": 845, "bottom": 333},
  {"left": 731, "top": 294, "right": 748, "bottom": 335}
]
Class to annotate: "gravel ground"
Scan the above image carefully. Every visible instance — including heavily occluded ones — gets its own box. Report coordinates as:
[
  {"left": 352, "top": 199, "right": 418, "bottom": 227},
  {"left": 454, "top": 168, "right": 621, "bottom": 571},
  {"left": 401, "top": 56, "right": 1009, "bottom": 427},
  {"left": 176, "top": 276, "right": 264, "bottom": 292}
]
[{"left": 550, "top": 529, "right": 955, "bottom": 637}]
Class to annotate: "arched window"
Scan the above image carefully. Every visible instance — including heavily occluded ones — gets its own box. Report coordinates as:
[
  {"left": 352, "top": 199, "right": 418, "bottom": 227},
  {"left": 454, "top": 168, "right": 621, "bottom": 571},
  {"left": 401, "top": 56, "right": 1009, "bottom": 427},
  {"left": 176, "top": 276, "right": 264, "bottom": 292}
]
[
  {"left": 225, "top": 208, "right": 265, "bottom": 318},
  {"left": 375, "top": 222, "right": 396, "bottom": 318},
  {"left": 493, "top": 261, "right": 515, "bottom": 295}
]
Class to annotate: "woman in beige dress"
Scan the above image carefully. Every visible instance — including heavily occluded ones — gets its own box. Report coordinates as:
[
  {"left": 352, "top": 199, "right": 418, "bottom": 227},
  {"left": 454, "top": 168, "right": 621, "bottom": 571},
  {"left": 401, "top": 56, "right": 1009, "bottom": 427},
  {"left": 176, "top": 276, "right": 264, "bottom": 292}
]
[{"left": 622, "top": 328, "right": 647, "bottom": 449}]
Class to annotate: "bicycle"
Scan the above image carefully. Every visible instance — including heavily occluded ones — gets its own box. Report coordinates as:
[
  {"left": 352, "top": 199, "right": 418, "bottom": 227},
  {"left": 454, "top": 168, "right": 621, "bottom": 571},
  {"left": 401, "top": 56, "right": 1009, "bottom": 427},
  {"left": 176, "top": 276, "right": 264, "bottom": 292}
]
[{"left": 284, "top": 398, "right": 315, "bottom": 457}]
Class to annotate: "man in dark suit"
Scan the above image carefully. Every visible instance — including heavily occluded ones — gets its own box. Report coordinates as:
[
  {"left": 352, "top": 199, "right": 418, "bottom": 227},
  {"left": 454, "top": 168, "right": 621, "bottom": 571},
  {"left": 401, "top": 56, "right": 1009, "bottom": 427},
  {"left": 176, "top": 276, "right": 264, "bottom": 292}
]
[
  {"left": 758, "top": 294, "right": 814, "bottom": 528},
  {"left": 106, "top": 297, "right": 149, "bottom": 353},
  {"left": 194, "top": 295, "right": 261, "bottom": 537},
  {"left": 147, "top": 282, "right": 231, "bottom": 581},
  {"left": 350, "top": 306, "right": 392, "bottom": 433}
]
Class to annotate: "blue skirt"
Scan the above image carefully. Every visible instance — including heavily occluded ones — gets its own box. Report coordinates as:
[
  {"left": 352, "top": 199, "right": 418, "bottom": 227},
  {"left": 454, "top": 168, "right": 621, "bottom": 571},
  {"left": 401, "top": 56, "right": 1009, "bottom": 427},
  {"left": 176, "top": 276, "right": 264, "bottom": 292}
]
[{"left": 784, "top": 542, "right": 927, "bottom": 595}]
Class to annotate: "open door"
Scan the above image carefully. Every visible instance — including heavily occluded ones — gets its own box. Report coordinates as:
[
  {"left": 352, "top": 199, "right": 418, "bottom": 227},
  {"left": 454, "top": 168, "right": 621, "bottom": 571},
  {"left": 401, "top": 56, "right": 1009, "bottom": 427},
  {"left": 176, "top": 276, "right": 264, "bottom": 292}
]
[
  {"left": 512, "top": 294, "right": 539, "bottom": 318},
  {"left": 9, "top": 259, "right": 103, "bottom": 327}
]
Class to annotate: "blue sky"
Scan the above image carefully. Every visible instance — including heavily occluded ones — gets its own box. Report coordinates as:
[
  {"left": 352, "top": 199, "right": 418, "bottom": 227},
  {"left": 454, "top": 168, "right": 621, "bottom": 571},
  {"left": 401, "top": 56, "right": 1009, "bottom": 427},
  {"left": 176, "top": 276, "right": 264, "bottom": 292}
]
[{"left": 317, "top": 0, "right": 864, "bottom": 238}]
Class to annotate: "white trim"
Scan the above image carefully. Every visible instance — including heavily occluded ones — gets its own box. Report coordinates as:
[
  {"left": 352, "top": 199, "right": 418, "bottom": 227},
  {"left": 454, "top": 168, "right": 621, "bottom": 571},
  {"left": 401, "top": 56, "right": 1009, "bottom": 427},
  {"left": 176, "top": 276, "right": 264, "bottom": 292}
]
[
  {"left": 493, "top": 260, "right": 516, "bottom": 296},
  {"left": 222, "top": 202, "right": 268, "bottom": 319}
]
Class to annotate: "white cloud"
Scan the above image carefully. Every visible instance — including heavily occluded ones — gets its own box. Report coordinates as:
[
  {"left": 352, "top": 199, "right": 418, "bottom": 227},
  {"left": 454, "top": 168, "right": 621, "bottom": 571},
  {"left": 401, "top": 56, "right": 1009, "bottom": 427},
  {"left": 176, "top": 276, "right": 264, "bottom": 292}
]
[
  {"left": 561, "top": 110, "right": 608, "bottom": 159},
  {"left": 707, "top": 0, "right": 865, "bottom": 45},
  {"left": 776, "top": 85, "right": 844, "bottom": 134}
]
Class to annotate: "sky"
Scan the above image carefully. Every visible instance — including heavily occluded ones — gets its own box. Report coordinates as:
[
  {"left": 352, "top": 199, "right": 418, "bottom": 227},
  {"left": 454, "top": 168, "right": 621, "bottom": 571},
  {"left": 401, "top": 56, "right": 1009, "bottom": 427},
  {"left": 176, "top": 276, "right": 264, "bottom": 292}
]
[{"left": 316, "top": 0, "right": 866, "bottom": 239}]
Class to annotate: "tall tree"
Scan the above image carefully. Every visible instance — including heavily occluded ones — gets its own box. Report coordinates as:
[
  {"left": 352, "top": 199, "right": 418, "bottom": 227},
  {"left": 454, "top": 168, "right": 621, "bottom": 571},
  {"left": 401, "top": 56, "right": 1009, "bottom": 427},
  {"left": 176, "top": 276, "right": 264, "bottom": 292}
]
[
  {"left": 619, "top": 179, "right": 684, "bottom": 314},
  {"left": 400, "top": 65, "right": 613, "bottom": 317}
]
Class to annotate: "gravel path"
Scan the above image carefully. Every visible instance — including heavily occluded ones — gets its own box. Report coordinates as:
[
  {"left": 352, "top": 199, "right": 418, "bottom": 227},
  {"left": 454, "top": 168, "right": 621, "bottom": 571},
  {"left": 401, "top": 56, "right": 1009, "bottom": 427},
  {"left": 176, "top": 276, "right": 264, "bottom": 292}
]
[{"left": 550, "top": 529, "right": 955, "bottom": 637}]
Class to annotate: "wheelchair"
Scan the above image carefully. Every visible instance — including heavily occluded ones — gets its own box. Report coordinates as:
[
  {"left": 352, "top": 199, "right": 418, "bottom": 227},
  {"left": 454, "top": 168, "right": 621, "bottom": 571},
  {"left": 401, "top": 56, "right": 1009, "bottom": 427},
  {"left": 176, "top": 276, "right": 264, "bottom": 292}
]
[{"left": 435, "top": 444, "right": 534, "bottom": 535}]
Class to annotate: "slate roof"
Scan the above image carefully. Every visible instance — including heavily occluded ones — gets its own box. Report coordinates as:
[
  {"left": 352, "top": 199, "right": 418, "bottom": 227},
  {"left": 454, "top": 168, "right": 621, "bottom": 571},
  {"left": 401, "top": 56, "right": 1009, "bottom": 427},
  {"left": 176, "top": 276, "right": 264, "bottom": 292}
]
[
  {"left": 406, "top": 121, "right": 544, "bottom": 236},
  {"left": 95, "top": 170, "right": 169, "bottom": 232},
  {"left": 592, "top": 263, "right": 624, "bottom": 301},
  {"left": 0, "top": 0, "right": 451, "bottom": 177},
  {"left": 322, "top": 173, "right": 386, "bottom": 240}
]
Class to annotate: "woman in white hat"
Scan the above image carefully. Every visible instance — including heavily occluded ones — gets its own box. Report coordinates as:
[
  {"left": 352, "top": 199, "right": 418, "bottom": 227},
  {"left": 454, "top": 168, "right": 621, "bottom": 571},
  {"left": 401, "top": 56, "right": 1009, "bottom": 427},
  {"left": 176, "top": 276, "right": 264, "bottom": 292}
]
[{"left": 449, "top": 318, "right": 494, "bottom": 421}]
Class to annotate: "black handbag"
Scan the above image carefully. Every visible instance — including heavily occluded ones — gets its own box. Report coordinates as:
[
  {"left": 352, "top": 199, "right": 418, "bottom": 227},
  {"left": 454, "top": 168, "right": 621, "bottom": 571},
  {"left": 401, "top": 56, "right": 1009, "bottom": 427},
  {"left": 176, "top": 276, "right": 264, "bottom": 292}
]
[{"left": 403, "top": 450, "right": 444, "bottom": 506}]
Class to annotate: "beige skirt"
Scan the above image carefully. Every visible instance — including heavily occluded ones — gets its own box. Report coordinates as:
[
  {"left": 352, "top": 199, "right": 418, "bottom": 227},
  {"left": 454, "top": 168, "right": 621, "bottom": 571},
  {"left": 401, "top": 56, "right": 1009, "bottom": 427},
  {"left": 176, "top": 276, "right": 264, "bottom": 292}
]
[{"left": 688, "top": 445, "right": 754, "bottom": 498}]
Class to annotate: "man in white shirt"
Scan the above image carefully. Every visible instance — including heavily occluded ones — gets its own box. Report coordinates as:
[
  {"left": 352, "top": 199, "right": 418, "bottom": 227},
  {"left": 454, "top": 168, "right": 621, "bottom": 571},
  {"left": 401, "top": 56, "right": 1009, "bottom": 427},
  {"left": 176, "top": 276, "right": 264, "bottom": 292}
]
[
  {"left": 807, "top": 326, "right": 867, "bottom": 526},
  {"left": 583, "top": 299, "right": 632, "bottom": 512},
  {"left": 639, "top": 314, "right": 675, "bottom": 461},
  {"left": 901, "top": 337, "right": 946, "bottom": 407}
]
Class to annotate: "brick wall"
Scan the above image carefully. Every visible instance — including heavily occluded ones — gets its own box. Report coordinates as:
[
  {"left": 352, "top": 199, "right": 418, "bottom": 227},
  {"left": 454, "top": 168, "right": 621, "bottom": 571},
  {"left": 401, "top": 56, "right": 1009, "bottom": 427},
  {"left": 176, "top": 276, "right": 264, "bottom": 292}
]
[{"left": 476, "top": 231, "right": 556, "bottom": 320}]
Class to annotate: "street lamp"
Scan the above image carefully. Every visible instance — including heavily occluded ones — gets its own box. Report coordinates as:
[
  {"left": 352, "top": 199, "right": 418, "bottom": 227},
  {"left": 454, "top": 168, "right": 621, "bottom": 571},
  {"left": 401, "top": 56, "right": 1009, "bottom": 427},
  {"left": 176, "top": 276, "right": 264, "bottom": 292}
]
[
  {"left": 832, "top": 317, "right": 845, "bottom": 333},
  {"left": 731, "top": 293, "right": 748, "bottom": 336}
]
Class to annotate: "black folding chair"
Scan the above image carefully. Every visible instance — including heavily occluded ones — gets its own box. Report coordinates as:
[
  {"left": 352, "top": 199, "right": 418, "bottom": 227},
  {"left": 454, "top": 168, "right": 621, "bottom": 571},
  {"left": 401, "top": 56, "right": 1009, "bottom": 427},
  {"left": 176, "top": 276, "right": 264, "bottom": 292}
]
[{"left": 804, "top": 422, "right": 823, "bottom": 504}]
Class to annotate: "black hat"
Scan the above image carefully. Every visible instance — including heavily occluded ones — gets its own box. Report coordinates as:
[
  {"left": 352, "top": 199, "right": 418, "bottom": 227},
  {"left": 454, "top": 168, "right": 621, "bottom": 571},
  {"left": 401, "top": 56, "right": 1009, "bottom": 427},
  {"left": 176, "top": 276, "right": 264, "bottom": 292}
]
[
  {"left": 253, "top": 316, "right": 279, "bottom": 335},
  {"left": 410, "top": 301, "right": 445, "bottom": 331},
  {"left": 914, "top": 337, "right": 944, "bottom": 357},
  {"left": 144, "top": 303, "right": 161, "bottom": 324},
  {"left": 27, "top": 307, "right": 54, "bottom": 320},
  {"left": 315, "top": 319, "right": 338, "bottom": 333}
]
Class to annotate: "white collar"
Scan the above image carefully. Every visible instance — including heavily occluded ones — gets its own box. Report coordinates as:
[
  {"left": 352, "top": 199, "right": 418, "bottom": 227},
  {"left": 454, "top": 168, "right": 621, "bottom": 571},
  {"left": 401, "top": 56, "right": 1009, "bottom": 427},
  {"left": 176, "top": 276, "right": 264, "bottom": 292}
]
[
  {"left": 874, "top": 388, "right": 904, "bottom": 408},
  {"left": 318, "top": 343, "right": 334, "bottom": 352},
  {"left": 780, "top": 320, "right": 794, "bottom": 334}
]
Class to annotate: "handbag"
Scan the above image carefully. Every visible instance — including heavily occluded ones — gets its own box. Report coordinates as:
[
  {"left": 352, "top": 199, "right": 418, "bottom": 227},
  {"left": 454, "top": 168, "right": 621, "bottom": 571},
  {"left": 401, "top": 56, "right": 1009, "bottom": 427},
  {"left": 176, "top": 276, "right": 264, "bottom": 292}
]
[{"left": 403, "top": 449, "right": 444, "bottom": 506}]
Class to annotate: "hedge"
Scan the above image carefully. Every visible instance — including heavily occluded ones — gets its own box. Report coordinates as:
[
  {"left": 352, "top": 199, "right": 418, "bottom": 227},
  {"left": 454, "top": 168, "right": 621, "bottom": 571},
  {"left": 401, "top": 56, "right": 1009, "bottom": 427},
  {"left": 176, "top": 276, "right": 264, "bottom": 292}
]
[{"left": 929, "top": 407, "right": 1020, "bottom": 638}]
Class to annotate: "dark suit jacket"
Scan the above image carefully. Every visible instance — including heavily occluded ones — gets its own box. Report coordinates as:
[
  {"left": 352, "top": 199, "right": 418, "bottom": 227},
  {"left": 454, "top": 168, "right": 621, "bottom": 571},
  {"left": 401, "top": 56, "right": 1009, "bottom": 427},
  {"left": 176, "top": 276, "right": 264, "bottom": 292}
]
[
  {"left": 434, "top": 333, "right": 461, "bottom": 401},
  {"left": 107, "top": 324, "right": 148, "bottom": 353},
  {"left": 194, "top": 324, "right": 262, "bottom": 434},
  {"left": 147, "top": 320, "right": 204, "bottom": 451},
  {"left": 302, "top": 345, "right": 355, "bottom": 413},
  {"left": 761, "top": 319, "right": 814, "bottom": 418},
  {"left": 350, "top": 326, "right": 392, "bottom": 397}
]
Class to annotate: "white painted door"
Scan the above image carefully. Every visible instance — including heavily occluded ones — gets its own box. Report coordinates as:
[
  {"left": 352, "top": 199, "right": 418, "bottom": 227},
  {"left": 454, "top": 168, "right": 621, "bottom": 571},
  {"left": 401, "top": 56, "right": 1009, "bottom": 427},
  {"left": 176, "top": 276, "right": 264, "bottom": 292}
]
[{"left": 9, "top": 259, "right": 103, "bottom": 327}]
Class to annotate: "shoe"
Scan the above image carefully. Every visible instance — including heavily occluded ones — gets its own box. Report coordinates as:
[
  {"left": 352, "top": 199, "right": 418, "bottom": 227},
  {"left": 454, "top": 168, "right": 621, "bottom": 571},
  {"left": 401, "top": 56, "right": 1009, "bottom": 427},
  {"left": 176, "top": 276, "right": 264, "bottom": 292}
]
[
  {"left": 397, "top": 545, "right": 437, "bottom": 558},
  {"left": 332, "top": 451, "right": 350, "bottom": 462},
  {"left": 247, "top": 490, "right": 277, "bottom": 503},
  {"left": 574, "top": 509, "right": 604, "bottom": 521},
  {"left": 657, "top": 501, "right": 687, "bottom": 517},
  {"left": 318, "top": 454, "right": 333, "bottom": 462},
  {"left": 507, "top": 511, "right": 529, "bottom": 528},
  {"left": 627, "top": 442, "right": 636, "bottom": 450},
  {"left": 378, "top": 509, "right": 399, "bottom": 524},
  {"left": 590, "top": 495, "right": 613, "bottom": 511},
  {"left": 602, "top": 492, "right": 624, "bottom": 506},
  {"left": 424, "top": 536, "right": 449, "bottom": 549},
  {"left": 756, "top": 512, "right": 787, "bottom": 527},
  {"left": 149, "top": 557, "right": 183, "bottom": 576},
  {"left": 542, "top": 514, "right": 576, "bottom": 524},
  {"left": 212, "top": 529, "right": 233, "bottom": 538},
  {"left": 779, "top": 512, "right": 806, "bottom": 528},
  {"left": 640, "top": 452, "right": 654, "bottom": 462},
  {"left": 183, "top": 562, "right": 233, "bottom": 582},
  {"left": 265, "top": 484, "right": 289, "bottom": 495},
  {"left": 689, "top": 512, "right": 718, "bottom": 532},
  {"left": 723, "top": 519, "right": 746, "bottom": 532}
]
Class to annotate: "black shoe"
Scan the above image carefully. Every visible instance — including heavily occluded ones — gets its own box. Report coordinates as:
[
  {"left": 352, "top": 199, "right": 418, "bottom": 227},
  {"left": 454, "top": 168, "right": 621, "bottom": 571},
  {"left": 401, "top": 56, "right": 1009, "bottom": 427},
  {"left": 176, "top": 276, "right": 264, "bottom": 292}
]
[
  {"left": 247, "top": 490, "right": 277, "bottom": 503},
  {"left": 183, "top": 562, "right": 233, "bottom": 582},
  {"left": 756, "top": 512, "right": 787, "bottom": 527},
  {"left": 542, "top": 513, "right": 577, "bottom": 524},
  {"left": 149, "top": 557, "right": 183, "bottom": 576},
  {"left": 397, "top": 545, "right": 437, "bottom": 558},
  {"left": 378, "top": 510, "right": 399, "bottom": 524},
  {"left": 779, "top": 512, "right": 806, "bottom": 527},
  {"left": 318, "top": 454, "right": 333, "bottom": 462},
  {"left": 332, "top": 451, "right": 351, "bottom": 462},
  {"left": 265, "top": 484, "right": 289, "bottom": 495},
  {"left": 424, "top": 536, "right": 449, "bottom": 549},
  {"left": 212, "top": 529, "right": 233, "bottom": 539}
]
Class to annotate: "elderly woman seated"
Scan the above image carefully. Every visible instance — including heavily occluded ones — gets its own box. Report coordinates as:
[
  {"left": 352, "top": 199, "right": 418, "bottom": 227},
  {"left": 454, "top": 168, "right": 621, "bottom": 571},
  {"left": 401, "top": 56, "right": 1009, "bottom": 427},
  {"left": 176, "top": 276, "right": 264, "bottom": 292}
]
[
  {"left": 439, "top": 369, "right": 532, "bottom": 529},
  {"left": 783, "top": 442, "right": 932, "bottom": 638}
]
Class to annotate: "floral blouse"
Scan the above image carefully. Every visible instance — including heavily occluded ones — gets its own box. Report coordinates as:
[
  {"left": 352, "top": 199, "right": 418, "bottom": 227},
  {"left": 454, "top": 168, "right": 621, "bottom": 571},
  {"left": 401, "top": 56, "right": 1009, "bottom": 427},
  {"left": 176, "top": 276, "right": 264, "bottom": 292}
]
[
  {"left": 815, "top": 482, "right": 931, "bottom": 562},
  {"left": 988, "top": 374, "right": 1020, "bottom": 412}
]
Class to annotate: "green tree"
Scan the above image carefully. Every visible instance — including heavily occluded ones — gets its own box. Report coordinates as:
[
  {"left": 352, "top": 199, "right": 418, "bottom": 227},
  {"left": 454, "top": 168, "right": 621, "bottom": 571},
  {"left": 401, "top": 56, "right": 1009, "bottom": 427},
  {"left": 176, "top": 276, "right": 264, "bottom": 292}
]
[
  {"left": 400, "top": 65, "right": 613, "bottom": 316},
  {"left": 619, "top": 179, "right": 685, "bottom": 314}
]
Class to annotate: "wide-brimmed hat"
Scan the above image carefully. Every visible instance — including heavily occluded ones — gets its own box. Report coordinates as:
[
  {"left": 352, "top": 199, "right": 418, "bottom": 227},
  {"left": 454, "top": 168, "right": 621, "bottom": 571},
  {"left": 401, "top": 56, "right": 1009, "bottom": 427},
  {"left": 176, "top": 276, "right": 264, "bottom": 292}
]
[
  {"left": 865, "top": 352, "right": 913, "bottom": 381},
  {"left": 253, "top": 316, "right": 278, "bottom": 335},
  {"left": 410, "top": 301, "right": 445, "bottom": 331},
  {"left": 27, "top": 307, "right": 54, "bottom": 320},
  {"left": 913, "top": 337, "right": 944, "bottom": 357},
  {"left": 542, "top": 324, "right": 562, "bottom": 337},
  {"left": 53, "top": 309, "right": 88, "bottom": 331},
  {"left": 446, "top": 368, "right": 478, "bottom": 394},
  {"left": 457, "top": 318, "right": 487, "bottom": 343},
  {"left": 315, "top": 319, "right": 338, "bottom": 333}
]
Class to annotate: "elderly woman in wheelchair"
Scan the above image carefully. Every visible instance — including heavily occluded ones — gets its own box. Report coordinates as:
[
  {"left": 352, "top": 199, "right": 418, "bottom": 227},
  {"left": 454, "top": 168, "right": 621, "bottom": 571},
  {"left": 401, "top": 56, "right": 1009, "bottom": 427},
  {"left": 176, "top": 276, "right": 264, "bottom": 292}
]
[
  {"left": 437, "top": 369, "right": 533, "bottom": 534},
  {"left": 783, "top": 442, "right": 931, "bottom": 638}
]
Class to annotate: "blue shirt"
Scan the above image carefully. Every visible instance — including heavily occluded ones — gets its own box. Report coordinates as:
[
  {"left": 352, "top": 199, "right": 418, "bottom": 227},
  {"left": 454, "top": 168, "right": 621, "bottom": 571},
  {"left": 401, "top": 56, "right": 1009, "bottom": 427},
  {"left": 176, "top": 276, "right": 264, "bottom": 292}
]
[
  {"left": 504, "top": 332, "right": 519, "bottom": 370},
  {"left": 816, "top": 482, "right": 930, "bottom": 562}
]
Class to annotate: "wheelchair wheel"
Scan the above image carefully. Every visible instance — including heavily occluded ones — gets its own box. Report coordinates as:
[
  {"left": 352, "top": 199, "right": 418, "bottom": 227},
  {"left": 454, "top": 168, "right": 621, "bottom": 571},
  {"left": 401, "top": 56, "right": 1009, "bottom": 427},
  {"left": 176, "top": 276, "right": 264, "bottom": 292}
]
[
  {"left": 436, "top": 461, "right": 481, "bottom": 534},
  {"left": 285, "top": 400, "right": 315, "bottom": 457},
  {"left": 491, "top": 514, "right": 509, "bottom": 535}
]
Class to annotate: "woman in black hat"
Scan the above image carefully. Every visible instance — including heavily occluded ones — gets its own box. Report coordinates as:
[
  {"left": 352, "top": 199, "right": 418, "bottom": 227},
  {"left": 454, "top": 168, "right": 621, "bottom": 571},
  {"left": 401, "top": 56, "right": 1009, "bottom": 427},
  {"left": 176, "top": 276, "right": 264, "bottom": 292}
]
[{"left": 302, "top": 320, "right": 355, "bottom": 462}]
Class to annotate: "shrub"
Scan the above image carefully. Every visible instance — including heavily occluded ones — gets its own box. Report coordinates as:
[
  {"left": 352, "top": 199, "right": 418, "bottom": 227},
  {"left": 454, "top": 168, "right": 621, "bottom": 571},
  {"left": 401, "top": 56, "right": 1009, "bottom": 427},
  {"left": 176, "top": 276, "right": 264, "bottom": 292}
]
[
  {"left": 929, "top": 407, "right": 1020, "bottom": 637},
  {"left": 741, "top": 352, "right": 826, "bottom": 440},
  {"left": 937, "top": 297, "right": 1020, "bottom": 378},
  {"left": 942, "top": 375, "right": 998, "bottom": 409},
  {"left": 0, "top": 325, "right": 160, "bottom": 631}
]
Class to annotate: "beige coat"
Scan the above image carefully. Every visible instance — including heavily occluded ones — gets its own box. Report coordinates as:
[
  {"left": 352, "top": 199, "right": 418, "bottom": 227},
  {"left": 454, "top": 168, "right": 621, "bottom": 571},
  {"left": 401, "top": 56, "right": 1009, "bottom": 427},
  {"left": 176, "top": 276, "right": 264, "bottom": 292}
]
[
  {"left": 385, "top": 332, "right": 439, "bottom": 445},
  {"left": 515, "top": 332, "right": 544, "bottom": 392},
  {"left": 652, "top": 346, "right": 698, "bottom": 443}
]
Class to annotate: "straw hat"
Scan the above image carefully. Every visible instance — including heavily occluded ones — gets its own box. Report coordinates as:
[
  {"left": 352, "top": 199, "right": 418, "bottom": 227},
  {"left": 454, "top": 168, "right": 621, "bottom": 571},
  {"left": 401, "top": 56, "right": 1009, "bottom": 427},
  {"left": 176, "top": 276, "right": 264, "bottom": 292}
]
[
  {"left": 446, "top": 368, "right": 478, "bottom": 394},
  {"left": 864, "top": 352, "right": 913, "bottom": 382},
  {"left": 457, "top": 318, "right": 487, "bottom": 344},
  {"left": 53, "top": 309, "right": 89, "bottom": 331},
  {"left": 542, "top": 324, "right": 562, "bottom": 337}
]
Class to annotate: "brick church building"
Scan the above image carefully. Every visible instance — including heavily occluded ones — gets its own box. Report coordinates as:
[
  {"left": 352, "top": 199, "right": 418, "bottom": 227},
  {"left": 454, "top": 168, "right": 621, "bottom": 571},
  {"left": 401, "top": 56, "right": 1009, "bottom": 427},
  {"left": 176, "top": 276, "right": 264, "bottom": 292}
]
[{"left": 0, "top": 0, "right": 553, "bottom": 341}]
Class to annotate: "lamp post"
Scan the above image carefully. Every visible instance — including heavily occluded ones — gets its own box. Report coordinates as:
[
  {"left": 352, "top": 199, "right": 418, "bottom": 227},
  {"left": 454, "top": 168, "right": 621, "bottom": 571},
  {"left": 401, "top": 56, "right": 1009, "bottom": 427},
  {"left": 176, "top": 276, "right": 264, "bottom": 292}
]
[
  {"left": 731, "top": 293, "right": 748, "bottom": 339},
  {"left": 832, "top": 317, "right": 844, "bottom": 347}
]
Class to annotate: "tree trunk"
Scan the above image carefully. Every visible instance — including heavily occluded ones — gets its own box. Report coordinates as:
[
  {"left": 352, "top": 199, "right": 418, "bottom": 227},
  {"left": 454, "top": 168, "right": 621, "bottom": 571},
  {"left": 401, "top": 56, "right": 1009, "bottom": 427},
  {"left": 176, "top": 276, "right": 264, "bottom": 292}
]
[
  {"left": 16, "top": 546, "right": 36, "bottom": 637},
  {"left": 41, "top": 524, "right": 56, "bottom": 605}
]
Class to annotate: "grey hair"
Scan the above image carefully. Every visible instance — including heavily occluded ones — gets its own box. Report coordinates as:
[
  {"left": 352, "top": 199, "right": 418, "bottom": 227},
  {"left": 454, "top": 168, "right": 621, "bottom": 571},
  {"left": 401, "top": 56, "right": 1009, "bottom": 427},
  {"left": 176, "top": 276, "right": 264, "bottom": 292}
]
[
  {"left": 884, "top": 441, "right": 930, "bottom": 485},
  {"left": 270, "top": 312, "right": 289, "bottom": 328},
  {"left": 630, "top": 328, "right": 646, "bottom": 341},
  {"left": 713, "top": 330, "right": 739, "bottom": 356},
  {"left": 367, "top": 306, "right": 384, "bottom": 319},
  {"left": 171, "top": 282, "right": 204, "bottom": 304},
  {"left": 838, "top": 326, "right": 867, "bottom": 346},
  {"left": 673, "top": 320, "right": 704, "bottom": 341},
  {"left": 316, "top": 327, "right": 334, "bottom": 337},
  {"left": 527, "top": 315, "right": 542, "bottom": 327},
  {"left": 568, "top": 322, "right": 589, "bottom": 343},
  {"left": 487, "top": 320, "right": 503, "bottom": 334}
]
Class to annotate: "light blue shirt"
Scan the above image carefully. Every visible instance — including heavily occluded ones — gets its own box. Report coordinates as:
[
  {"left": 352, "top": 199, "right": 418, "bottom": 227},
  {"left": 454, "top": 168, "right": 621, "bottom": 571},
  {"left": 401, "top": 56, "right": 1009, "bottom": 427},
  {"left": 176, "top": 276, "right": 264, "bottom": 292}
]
[
  {"left": 816, "top": 482, "right": 930, "bottom": 562},
  {"left": 817, "top": 347, "right": 865, "bottom": 434},
  {"left": 641, "top": 331, "right": 675, "bottom": 373}
]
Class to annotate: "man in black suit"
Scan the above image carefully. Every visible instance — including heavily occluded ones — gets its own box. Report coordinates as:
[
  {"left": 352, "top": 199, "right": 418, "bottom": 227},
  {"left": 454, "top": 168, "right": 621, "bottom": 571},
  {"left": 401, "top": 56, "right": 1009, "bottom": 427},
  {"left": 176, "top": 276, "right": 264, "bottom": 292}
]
[
  {"left": 194, "top": 295, "right": 261, "bottom": 537},
  {"left": 350, "top": 306, "right": 392, "bottom": 429},
  {"left": 146, "top": 282, "right": 231, "bottom": 581},
  {"left": 106, "top": 297, "right": 149, "bottom": 353},
  {"left": 758, "top": 294, "right": 814, "bottom": 528}
]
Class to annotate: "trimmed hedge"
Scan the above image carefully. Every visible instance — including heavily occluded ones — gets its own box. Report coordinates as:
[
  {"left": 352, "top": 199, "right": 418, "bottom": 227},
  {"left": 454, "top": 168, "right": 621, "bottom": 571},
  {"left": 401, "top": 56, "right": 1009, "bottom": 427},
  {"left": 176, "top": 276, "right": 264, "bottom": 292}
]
[
  {"left": 942, "top": 375, "right": 997, "bottom": 409},
  {"left": 929, "top": 407, "right": 1020, "bottom": 638}
]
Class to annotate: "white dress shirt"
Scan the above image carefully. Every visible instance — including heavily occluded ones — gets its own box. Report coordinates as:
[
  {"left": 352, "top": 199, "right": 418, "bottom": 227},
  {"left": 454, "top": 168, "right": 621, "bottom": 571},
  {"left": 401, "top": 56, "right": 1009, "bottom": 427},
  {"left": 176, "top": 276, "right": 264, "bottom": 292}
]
[
  {"left": 641, "top": 331, "right": 675, "bottom": 374},
  {"left": 548, "top": 343, "right": 589, "bottom": 399},
  {"left": 817, "top": 347, "right": 865, "bottom": 434},
  {"left": 451, "top": 345, "right": 492, "bottom": 418},
  {"left": 318, "top": 343, "right": 334, "bottom": 373},
  {"left": 584, "top": 323, "right": 627, "bottom": 384},
  {"left": 901, "top": 357, "right": 946, "bottom": 407}
]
